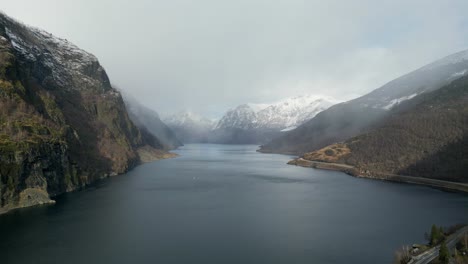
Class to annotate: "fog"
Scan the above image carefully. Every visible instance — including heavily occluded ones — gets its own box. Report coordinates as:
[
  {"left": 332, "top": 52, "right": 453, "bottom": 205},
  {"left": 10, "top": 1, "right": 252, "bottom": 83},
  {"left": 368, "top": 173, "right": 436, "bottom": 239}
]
[{"left": 2, "top": 0, "right": 468, "bottom": 118}]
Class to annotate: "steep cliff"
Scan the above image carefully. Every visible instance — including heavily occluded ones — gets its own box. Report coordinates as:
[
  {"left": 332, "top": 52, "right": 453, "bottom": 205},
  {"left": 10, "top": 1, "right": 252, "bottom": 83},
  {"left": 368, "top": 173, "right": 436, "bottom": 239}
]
[{"left": 0, "top": 13, "right": 163, "bottom": 212}]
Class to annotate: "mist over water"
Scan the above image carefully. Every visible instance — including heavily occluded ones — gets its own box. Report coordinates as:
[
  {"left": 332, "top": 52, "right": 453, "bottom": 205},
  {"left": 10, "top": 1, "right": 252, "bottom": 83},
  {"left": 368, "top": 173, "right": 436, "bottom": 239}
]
[{"left": 1, "top": 144, "right": 467, "bottom": 264}]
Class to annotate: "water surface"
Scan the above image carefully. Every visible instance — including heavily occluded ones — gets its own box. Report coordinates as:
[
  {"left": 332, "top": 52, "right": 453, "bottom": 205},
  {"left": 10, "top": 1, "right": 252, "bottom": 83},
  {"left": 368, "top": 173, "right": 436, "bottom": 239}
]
[{"left": 1, "top": 144, "right": 467, "bottom": 264}]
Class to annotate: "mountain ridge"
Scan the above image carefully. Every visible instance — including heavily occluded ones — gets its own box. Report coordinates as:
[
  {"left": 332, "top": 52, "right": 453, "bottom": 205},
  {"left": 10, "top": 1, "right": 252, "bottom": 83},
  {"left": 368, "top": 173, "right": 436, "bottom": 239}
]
[
  {"left": 259, "top": 48, "right": 468, "bottom": 154},
  {"left": 164, "top": 95, "right": 338, "bottom": 144},
  {"left": 292, "top": 74, "right": 468, "bottom": 183}
]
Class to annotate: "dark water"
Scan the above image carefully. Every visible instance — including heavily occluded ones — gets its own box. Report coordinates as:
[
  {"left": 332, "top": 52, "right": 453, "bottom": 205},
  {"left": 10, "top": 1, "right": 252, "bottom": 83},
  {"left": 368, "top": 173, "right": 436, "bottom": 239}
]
[{"left": 1, "top": 144, "right": 467, "bottom": 264}]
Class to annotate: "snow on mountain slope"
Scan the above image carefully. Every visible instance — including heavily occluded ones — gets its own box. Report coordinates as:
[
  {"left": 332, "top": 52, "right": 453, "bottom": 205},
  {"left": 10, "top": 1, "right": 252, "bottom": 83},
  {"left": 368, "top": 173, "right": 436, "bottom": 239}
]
[
  {"left": 247, "top": 103, "right": 270, "bottom": 112},
  {"left": 2, "top": 13, "right": 104, "bottom": 90},
  {"left": 255, "top": 95, "right": 339, "bottom": 130},
  {"left": 358, "top": 49, "right": 468, "bottom": 111},
  {"left": 214, "top": 95, "right": 339, "bottom": 131},
  {"left": 214, "top": 104, "right": 257, "bottom": 130},
  {"left": 163, "top": 111, "right": 215, "bottom": 143},
  {"left": 260, "top": 48, "right": 468, "bottom": 154},
  {"left": 164, "top": 111, "right": 214, "bottom": 130}
]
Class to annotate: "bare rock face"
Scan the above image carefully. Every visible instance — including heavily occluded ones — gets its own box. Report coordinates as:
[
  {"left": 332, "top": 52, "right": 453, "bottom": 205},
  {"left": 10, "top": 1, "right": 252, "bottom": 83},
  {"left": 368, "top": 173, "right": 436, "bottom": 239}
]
[{"left": 0, "top": 12, "right": 161, "bottom": 211}]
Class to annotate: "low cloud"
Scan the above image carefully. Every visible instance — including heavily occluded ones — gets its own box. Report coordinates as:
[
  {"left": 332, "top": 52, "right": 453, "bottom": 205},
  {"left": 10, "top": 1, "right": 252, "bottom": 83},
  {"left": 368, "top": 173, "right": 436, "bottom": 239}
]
[{"left": 3, "top": 0, "right": 468, "bottom": 117}]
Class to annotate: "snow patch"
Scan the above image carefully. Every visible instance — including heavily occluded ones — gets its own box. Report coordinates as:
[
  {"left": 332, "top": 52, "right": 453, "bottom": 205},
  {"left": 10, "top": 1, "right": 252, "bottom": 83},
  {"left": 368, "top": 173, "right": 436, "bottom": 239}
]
[
  {"left": 382, "top": 93, "right": 418, "bottom": 110},
  {"left": 280, "top": 126, "right": 297, "bottom": 132},
  {"left": 450, "top": 69, "right": 467, "bottom": 78}
]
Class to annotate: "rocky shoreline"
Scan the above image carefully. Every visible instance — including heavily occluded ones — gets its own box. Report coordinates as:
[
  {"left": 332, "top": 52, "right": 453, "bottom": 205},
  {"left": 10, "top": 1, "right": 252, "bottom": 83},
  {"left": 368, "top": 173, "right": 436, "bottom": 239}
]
[
  {"left": 288, "top": 158, "right": 468, "bottom": 194},
  {"left": 0, "top": 151, "right": 178, "bottom": 215}
]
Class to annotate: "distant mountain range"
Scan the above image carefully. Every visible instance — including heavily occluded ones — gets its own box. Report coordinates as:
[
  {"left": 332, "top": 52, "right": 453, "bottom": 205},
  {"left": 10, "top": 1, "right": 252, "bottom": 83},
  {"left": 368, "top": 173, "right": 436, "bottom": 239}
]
[
  {"left": 163, "top": 111, "right": 215, "bottom": 143},
  {"left": 216, "top": 95, "right": 339, "bottom": 131},
  {"left": 259, "top": 49, "right": 468, "bottom": 155},
  {"left": 164, "top": 95, "right": 339, "bottom": 144}
]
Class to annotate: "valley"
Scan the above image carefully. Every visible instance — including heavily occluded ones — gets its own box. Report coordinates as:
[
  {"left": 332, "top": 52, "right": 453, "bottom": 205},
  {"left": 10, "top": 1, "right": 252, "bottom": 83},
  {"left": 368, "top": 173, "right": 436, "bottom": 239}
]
[{"left": 0, "top": 5, "right": 467, "bottom": 264}]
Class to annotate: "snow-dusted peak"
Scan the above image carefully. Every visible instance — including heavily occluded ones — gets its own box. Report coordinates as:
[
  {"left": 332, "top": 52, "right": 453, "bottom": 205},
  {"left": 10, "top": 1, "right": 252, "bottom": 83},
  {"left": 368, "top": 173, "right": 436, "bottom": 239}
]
[
  {"left": 255, "top": 95, "right": 339, "bottom": 130},
  {"left": 352, "top": 48, "right": 468, "bottom": 111},
  {"left": 215, "top": 104, "right": 257, "bottom": 130},
  {"left": 214, "top": 95, "right": 339, "bottom": 131},
  {"left": 164, "top": 111, "right": 214, "bottom": 128},
  {"left": 0, "top": 12, "right": 107, "bottom": 90}
]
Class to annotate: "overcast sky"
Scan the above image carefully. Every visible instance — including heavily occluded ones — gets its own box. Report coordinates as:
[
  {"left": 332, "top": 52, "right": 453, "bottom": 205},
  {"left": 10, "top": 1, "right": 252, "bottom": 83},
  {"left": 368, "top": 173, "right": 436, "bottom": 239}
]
[{"left": 2, "top": 0, "right": 468, "bottom": 118}]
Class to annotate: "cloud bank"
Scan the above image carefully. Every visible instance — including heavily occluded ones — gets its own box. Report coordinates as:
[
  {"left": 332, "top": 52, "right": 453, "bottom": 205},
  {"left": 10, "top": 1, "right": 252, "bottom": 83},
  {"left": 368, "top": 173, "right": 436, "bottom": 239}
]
[{"left": 3, "top": 0, "right": 468, "bottom": 117}]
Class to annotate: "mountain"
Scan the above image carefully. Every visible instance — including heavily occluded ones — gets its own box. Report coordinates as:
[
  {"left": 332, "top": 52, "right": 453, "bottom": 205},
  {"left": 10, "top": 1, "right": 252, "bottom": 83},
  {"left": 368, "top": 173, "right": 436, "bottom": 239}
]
[
  {"left": 255, "top": 95, "right": 338, "bottom": 131},
  {"left": 210, "top": 95, "right": 338, "bottom": 144},
  {"left": 296, "top": 74, "right": 468, "bottom": 183},
  {"left": 0, "top": 13, "right": 169, "bottom": 212},
  {"left": 122, "top": 94, "right": 182, "bottom": 150},
  {"left": 259, "top": 49, "right": 468, "bottom": 154},
  {"left": 214, "top": 104, "right": 257, "bottom": 130},
  {"left": 162, "top": 95, "right": 337, "bottom": 144},
  {"left": 163, "top": 111, "right": 214, "bottom": 143}
]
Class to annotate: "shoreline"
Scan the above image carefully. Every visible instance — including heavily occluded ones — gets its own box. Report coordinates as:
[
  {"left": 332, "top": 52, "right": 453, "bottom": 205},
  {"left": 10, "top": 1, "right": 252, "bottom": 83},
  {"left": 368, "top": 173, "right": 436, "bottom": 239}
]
[
  {"left": 288, "top": 158, "right": 468, "bottom": 194},
  {"left": 0, "top": 151, "right": 179, "bottom": 216}
]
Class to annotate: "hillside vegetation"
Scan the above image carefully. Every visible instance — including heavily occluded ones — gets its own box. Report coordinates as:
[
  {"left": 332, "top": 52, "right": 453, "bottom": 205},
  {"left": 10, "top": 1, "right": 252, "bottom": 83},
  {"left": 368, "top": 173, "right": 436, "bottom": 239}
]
[
  {"left": 260, "top": 49, "right": 468, "bottom": 155},
  {"left": 302, "top": 75, "right": 468, "bottom": 182}
]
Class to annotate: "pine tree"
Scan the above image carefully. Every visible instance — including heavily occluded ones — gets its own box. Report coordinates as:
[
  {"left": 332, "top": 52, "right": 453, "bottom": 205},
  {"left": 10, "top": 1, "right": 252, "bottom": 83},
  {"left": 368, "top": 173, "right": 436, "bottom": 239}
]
[
  {"left": 430, "top": 224, "right": 440, "bottom": 246},
  {"left": 438, "top": 240, "right": 450, "bottom": 264}
]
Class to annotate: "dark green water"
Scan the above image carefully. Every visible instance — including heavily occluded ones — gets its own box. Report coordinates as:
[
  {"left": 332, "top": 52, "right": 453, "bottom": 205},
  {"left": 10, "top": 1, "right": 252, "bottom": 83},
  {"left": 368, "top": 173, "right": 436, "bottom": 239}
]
[{"left": 1, "top": 144, "right": 467, "bottom": 264}]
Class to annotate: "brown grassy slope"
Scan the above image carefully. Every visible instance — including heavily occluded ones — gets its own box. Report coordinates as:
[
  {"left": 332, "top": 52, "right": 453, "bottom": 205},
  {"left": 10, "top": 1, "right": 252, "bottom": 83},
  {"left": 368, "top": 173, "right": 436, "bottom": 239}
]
[{"left": 301, "top": 75, "right": 468, "bottom": 182}]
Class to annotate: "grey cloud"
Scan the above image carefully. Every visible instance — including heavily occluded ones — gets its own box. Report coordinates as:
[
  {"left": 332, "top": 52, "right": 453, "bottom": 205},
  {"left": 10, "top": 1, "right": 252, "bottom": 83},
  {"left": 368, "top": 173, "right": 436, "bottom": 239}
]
[{"left": 2, "top": 0, "right": 468, "bottom": 118}]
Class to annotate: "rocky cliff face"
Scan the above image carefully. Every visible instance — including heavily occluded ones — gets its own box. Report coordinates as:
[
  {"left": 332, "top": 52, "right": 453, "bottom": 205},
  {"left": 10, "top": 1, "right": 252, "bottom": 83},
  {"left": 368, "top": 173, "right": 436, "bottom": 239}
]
[{"left": 0, "top": 13, "right": 162, "bottom": 211}]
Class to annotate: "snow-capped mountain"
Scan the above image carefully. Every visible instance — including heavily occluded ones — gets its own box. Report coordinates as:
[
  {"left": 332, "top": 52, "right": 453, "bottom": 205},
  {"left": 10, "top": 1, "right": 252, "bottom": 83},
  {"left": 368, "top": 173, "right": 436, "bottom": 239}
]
[
  {"left": 255, "top": 95, "right": 339, "bottom": 131},
  {"left": 163, "top": 95, "right": 339, "bottom": 144},
  {"left": 163, "top": 111, "right": 215, "bottom": 143},
  {"left": 214, "top": 95, "right": 339, "bottom": 131},
  {"left": 214, "top": 104, "right": 257, "bottom": 130},
  {"left": 164, "top": 111, "right": 214, "bottom": 129}
]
